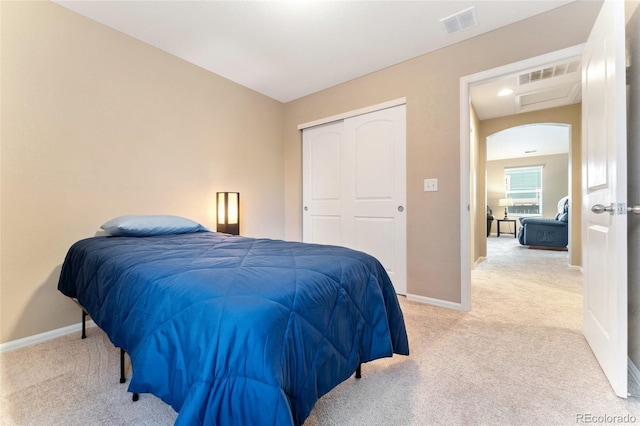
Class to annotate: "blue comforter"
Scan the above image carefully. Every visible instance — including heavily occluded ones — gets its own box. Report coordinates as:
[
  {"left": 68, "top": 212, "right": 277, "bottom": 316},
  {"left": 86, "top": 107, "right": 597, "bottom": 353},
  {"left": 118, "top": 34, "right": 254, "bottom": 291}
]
[{"left": 58, "top": 232, "right": 409, "bottom": 425}]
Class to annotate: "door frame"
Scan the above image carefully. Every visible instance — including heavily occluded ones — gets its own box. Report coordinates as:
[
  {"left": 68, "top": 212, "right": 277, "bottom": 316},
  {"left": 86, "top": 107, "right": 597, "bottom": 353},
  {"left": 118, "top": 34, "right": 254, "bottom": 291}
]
[
  {"left": 297, "top": 97, "right": 406, "bottom": 130},
  {"left": 459, "top": 45, "right": 585, "bottom": 311}
]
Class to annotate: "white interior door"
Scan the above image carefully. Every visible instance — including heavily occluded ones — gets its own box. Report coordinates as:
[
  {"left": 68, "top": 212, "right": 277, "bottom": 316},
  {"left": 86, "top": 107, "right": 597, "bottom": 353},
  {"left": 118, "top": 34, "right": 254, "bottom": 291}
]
[
  {"left": 343, "top": 106, "right": 407, "bottom": 294},
  {"left": 302, "top": 105, "right": 407, "bottom": 295},
  {"left": 582, "top": 0, "right": 628, "bottom": 398}
]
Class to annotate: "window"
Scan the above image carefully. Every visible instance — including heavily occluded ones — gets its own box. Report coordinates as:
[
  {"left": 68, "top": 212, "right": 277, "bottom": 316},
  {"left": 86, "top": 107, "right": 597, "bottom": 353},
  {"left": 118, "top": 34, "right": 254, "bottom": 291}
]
[{"left": 505, "top": 165, "right": 543, "bottom": 216}]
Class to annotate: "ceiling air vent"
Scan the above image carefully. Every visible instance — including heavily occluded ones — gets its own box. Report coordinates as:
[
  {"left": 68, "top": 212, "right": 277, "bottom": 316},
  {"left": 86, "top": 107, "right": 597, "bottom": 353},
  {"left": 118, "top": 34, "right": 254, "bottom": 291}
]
[
  {"left": 518, "top": 60, "right": 581, "bottom": 85},
  {"left": 440, "top": 7, "right": 477, "bottom": 35}
]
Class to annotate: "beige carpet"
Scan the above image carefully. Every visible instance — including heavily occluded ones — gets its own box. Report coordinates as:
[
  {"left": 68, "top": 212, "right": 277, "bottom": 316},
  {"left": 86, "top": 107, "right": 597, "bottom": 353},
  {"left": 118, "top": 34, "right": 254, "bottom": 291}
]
[{"left": 1, "top": 237, "right": 638, "bottom": 425}]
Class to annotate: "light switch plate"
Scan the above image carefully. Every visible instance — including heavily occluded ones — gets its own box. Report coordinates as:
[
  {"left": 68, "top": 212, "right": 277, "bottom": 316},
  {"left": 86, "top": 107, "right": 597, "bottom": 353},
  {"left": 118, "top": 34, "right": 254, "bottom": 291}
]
[{"left": 424, "top": 178, "right": 438, "bottom": 192}]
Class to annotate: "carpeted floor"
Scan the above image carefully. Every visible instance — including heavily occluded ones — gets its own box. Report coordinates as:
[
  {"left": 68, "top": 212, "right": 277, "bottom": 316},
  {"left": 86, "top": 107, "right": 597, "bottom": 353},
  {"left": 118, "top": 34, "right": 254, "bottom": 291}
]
[{"left": 1, "top": 237, "right": 638, "bottom": 425}]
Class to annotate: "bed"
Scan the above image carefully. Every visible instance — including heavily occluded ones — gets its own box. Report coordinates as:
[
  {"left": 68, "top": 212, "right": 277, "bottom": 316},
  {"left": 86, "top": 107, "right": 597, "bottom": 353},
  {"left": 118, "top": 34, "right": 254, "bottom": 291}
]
[{"left": 57, "top": 216, "right": 409, "bottom": 425}]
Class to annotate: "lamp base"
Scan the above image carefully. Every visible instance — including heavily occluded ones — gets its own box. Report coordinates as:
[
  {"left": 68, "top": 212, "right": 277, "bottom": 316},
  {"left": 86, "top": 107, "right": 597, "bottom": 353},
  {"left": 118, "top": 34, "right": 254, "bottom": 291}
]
[{"left": 217, "top": 223, "right": 239, "bottom": 235}]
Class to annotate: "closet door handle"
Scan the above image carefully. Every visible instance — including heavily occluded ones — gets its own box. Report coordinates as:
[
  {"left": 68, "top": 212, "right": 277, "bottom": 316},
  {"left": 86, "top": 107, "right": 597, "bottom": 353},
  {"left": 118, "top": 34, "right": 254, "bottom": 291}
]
[{"left": 397, "top": 206, "right": 404, "bottom": 212}]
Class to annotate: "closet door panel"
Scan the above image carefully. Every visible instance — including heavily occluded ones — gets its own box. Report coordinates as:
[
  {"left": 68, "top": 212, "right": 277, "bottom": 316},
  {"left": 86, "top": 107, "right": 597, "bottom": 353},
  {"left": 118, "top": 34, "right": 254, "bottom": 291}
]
[
  {"left": 303, "top": 122, "right": 344, "bottom": 246},
  {"left": 344, "top": 106, "right": 406, "bottom": 294}
]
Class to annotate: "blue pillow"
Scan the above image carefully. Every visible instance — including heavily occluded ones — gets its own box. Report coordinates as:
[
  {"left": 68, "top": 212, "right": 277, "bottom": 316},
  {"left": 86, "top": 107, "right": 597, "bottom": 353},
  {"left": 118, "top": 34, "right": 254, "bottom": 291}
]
[{"left": 101, "top": 215, "right": 209, "bottom": 237}]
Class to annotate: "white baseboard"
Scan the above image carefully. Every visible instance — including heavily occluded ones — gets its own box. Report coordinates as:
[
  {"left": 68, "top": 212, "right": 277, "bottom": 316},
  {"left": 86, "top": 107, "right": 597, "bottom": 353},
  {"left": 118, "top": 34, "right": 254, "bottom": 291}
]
[
  {"left": 629, "top": 357, "right": 640, "bottom": 397},
  {"left": 406, "top": 293, "right": 465, "bottom": 310},
  {"left": 0, "top": 320, "right": 96, "bottom": 353}
]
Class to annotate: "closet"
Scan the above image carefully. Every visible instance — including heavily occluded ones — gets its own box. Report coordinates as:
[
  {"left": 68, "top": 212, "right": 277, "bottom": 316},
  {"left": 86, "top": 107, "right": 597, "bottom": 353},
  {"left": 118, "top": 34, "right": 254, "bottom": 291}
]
[{"left": 302, "top": 104, "right": 407, "bottom": 294}]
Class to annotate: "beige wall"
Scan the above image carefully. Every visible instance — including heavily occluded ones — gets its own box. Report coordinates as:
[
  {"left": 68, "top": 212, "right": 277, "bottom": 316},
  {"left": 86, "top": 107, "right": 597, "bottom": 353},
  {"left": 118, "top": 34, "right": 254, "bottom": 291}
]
[
  {"left": 486, "top": 153, "right": 569, "bottom": 230},
  {"left": 283, "top": 2, "right": 600, "bottom": 303},
  {"left": 0, "top": 2, "right": 285, "bottom": 343},
  {"left": 479, "top": 104, "right": 582, "bottom": 266}
]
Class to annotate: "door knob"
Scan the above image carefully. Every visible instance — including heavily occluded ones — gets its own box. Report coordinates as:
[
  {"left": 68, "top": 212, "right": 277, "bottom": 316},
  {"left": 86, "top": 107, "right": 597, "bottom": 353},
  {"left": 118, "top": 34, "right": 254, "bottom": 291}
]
[
  {"left": 397, "top": 206, "right": 404, "bottom": 212},
  {"left": 591, "top": 204, "right": 614, "bottom": 215},
  {"left": 629, "top": 205, "right": 640, "bottom": 215}
]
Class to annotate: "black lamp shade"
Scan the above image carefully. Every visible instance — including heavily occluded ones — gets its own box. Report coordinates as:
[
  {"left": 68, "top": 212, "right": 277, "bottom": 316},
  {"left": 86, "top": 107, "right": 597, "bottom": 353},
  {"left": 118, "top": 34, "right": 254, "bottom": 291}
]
[{"left": 216, "top": 192, "right": 240, "bottom": 235}]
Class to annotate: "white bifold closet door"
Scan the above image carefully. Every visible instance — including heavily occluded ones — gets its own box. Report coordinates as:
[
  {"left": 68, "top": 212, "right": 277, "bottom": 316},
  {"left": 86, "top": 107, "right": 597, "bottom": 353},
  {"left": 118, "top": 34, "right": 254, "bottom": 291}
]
[{"left": 302, "top": 105, "right": 406, "bottom": 295}]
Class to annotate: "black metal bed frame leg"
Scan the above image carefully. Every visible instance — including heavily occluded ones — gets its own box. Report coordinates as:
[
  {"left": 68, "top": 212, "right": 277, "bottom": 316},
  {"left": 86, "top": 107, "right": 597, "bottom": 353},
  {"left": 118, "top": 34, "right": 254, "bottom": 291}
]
[
  {"left": 119, "top": 348, "right": 140, "bottom": 401},
  {"left": 120, "top": 348, "right": 126, "bottom": 383},
  {"left": 355, "top": 363, "right": 362, "bottom": 379},
  {"left": 81, "top": 310, "right": 87, "bottom": 339},
  {"left": 77, "top": 305, "right": 138, "bottom": 401}
]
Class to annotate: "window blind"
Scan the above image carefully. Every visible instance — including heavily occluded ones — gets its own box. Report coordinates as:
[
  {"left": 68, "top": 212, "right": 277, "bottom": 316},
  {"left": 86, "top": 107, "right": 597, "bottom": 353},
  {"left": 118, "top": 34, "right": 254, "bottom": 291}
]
[{"left": 505, "top": 165, "right": 543, "bottom": 215}]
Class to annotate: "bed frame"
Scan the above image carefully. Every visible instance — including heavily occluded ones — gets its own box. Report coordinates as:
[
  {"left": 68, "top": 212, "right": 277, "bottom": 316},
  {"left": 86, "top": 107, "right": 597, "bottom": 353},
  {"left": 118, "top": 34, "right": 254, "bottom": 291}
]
[
  {"left": 74, "top": 299, "right": 139, "bottom": 401},
  {"left": 73, "top": 299, "right": 361, "bottom": 403}
]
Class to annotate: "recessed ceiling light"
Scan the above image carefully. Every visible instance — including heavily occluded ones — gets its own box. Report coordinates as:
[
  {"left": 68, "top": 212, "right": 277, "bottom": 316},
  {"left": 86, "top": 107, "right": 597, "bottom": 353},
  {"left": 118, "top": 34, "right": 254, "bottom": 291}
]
[{"left": 498, "top": 88, "right": 514, "bottom": 97}]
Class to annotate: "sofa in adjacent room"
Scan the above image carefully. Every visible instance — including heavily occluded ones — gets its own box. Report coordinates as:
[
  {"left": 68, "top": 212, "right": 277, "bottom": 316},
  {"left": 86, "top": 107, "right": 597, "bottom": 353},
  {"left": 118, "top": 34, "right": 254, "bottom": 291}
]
[
  {"left": 517, "top": 196, "right": 569, "bottom": 249},
  {"left": 487, "top": 206, "right": 495, "bottom": 237}
]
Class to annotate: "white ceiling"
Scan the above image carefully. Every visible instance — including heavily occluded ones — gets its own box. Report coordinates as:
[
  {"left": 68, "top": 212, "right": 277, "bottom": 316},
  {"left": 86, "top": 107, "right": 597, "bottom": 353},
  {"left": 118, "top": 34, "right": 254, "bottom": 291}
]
[
  {"left": 53, "top": 0, "right": 587, "bottom": 161},
  {"left": 470, "top": 55, "right": 582, "bottom": 120},
  {"left": 475, "top": 52, "right": 581, "bottom": 160},
  {"left": 53, "top": 0, "right": 576, "bottom": 103},
  {"left": 486, "top": 123, "right": 570, "bottom": 161}
]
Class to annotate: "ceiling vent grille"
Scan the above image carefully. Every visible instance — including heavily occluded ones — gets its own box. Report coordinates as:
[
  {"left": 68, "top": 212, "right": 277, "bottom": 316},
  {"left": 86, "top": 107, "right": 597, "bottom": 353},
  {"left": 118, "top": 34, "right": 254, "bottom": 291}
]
[
  {"left": 518, "top": 60, "right": 581, "bottom": 85},
  {"left": 440, "top": 7, "right": 478, "bottom": 35}
]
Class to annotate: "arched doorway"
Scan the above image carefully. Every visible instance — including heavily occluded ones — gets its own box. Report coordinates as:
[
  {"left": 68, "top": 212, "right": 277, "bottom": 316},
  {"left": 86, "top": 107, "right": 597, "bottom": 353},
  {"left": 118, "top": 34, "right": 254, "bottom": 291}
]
[{"left": 485, "top": 123, "right": 571, "bottom": 253}]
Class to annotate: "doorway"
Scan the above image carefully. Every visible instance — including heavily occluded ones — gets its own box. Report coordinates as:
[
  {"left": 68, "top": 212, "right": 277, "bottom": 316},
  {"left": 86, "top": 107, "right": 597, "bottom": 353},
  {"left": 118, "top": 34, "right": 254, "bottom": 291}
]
[
  {"left": 485, "top": 123, "right": 572, "bottom": 248},
  {"left": 459, "top": 44, "right": 585, "bottom": 311},
  {"left": 461, "top": 2, "right": 638, "bottom": 399}
]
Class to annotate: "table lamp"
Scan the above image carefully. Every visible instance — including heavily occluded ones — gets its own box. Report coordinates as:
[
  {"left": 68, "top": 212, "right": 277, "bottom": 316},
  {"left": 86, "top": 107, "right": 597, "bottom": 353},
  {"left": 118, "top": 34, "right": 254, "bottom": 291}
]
[
  {"left": 498, "top": 198, "right": 514, "bottom": 219},
  {"left": 217, "top": 192, "right": 240, "bottom": 235}
]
